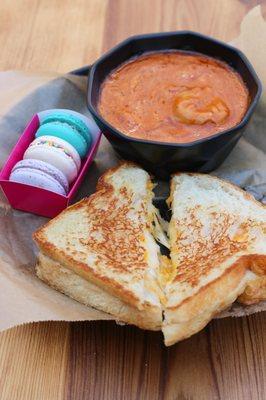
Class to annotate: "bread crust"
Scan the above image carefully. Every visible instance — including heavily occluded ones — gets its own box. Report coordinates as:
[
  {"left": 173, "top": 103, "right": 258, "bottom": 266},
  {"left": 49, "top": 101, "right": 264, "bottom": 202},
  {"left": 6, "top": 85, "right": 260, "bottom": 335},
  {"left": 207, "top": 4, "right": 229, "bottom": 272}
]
[
  {"left": 34, "top": 162, "right": 161, "bottom": 312},
  {"left": 36, "top": 253, "right": 162, "bottom": 330},
  {"left": 238, "top": 254, "right": 266, "bottom": 304},
  {"left": 34, "top": 200, "right": 143, "bottom": 309},
  {"left": 163, "top": 257, "right": 249, "bottom": 345}
]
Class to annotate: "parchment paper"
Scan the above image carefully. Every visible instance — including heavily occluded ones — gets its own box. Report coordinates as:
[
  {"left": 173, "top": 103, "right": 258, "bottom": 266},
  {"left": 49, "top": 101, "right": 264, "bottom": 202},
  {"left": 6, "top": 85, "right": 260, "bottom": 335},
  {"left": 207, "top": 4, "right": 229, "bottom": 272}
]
[{"left": 0, "top": 6, "right": 265, "bottom": 331}]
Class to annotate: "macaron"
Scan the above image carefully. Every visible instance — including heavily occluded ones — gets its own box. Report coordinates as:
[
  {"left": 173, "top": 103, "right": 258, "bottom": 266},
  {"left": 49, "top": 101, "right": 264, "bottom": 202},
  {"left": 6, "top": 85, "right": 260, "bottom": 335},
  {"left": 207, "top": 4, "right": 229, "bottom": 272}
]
[
  {"left": 9, "top": 159, "right": 69, "bottom": 195},
  {"left": 42, "top": 112, "right": 92, "bottom": 149},
  {"left": 24, "top": 136, "right": 81, "bottom": 183},
  {"left": 36, "top": 113, "right": 92, "bottom": 158}
]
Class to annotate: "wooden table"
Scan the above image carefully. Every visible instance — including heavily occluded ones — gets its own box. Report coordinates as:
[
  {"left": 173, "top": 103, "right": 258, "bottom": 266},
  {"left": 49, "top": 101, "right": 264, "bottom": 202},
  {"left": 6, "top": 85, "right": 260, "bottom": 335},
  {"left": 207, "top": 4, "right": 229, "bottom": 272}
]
[{"left": 0, "top": 1, "right": 265, "bottom": 399}]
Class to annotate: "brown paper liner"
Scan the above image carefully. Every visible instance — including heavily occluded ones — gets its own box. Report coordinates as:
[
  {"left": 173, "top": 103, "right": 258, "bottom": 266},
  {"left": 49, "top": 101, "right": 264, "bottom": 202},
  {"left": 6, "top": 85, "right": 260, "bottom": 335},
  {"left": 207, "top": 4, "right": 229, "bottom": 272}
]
[{"left": 0, "top": 6, "right": 265, "bottom": 332}]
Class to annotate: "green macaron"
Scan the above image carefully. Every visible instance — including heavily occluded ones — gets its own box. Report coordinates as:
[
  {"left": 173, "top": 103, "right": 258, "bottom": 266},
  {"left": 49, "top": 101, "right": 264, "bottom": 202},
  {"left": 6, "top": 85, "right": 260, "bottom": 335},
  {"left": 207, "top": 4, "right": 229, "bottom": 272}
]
[{"left": 42, "top": 112, "right": 92, "bottom": 149}]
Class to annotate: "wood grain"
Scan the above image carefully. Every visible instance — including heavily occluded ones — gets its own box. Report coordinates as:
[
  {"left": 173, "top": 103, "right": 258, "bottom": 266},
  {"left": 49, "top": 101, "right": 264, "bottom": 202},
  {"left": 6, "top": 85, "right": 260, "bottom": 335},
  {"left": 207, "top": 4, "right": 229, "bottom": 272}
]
[
  {"left": 102, "top": 0, "right": 259, "bottom": 52},
  {"left": 0, "top": 0, "right": 108, "bottom": 72},
  {"left": 0, "top": 0, "right": 265, "bottom": 399},
  {"left": 0, "top": 322, "right": 70, "bottom": 400}
]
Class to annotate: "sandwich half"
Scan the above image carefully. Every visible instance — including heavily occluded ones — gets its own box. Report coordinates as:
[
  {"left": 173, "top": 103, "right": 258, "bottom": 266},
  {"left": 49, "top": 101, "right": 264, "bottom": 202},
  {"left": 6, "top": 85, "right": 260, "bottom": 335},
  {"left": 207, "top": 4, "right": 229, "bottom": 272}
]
[
  {"left": 162, "top": 173, "right": 266, "bottom": 346},
  {"left": 34, "top": 163, "right": 165, "bottom": 330}
]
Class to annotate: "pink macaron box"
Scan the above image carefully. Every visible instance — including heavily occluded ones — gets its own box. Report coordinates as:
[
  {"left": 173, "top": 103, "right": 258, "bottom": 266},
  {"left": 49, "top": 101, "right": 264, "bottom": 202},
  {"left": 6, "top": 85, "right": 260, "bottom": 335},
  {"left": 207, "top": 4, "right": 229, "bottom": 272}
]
[{"left": 0, "top": 109, "right": 102, "bottom": 218}]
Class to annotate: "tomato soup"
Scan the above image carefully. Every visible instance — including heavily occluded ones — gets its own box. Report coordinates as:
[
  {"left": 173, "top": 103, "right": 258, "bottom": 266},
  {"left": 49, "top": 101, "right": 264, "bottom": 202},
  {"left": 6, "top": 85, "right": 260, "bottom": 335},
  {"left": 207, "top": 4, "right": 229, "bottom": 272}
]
[{"left": 97, "top": 51, "right": 249, "bottom": 143}]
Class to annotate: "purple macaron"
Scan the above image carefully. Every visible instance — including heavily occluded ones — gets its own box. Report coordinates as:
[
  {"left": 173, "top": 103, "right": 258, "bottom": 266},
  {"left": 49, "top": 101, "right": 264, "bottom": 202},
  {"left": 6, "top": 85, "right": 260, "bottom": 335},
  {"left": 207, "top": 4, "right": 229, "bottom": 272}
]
[{"left": 9, "top": 159, "right": 69, "bottom": 195}]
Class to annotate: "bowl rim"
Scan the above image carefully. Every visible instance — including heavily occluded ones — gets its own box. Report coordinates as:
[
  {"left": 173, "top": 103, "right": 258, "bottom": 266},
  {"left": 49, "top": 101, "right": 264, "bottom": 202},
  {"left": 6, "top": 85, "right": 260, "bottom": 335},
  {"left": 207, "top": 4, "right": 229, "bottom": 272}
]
[{"left": 87, "top": 30, "right": 262, "bottom": 148}]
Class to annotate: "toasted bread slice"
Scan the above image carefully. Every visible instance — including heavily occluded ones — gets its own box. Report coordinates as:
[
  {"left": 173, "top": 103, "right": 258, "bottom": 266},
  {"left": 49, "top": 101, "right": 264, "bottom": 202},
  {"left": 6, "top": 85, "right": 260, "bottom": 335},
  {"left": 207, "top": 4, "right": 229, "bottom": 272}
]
[
  {"left": 162, "top": 173, "right": 266, "bottom": 346},
  {"left": 36, "top": 253, "right": 162, "bottom": 330},
  {"left": 34, "top": 163, "right": 164, "bottom": 330}
]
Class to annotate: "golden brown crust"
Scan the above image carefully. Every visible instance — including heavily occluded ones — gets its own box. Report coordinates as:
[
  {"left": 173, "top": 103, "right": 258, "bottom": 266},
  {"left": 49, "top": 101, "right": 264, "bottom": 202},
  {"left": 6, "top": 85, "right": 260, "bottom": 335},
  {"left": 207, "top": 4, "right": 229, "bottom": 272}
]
[
  {"left": 237, "top": 254, "right": 266, "bottom": 304},
  {"left": 248, "top": 254, "right": 266, "bottom": 275},
  {"left": 33, "top": 162, "right": 159, "bottom": 310},
  {"left": 173, "top": 216, "right": 253, "bottom": 287},
  {"left": 36, "top": 253, "right": 162, "bottom": 330},
  {"left": 167, "top": 255, "right": 249, "bottom": 311},
  {"left": 168, "top": 173, "right": 266, "bottom": 287},
  {"left": 34, "top": 207, "right": 145, "bottom": 309},
  {"left": 163, "top": 258, "right": 248, "bottom": 345},
  {"left": 238, "top": 277, "right": 266, "bottom": 305}
]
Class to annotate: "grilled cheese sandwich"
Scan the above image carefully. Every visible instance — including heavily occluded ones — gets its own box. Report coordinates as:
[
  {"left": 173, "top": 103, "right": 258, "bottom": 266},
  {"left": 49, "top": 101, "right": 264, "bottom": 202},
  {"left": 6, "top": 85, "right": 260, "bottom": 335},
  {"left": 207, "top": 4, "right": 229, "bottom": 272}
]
[
  {"left": 34, "top": 163, "right": 163, "bottom": 330},
  {"left": 34, "top": 164, "right": 266, "bottom": 345}
]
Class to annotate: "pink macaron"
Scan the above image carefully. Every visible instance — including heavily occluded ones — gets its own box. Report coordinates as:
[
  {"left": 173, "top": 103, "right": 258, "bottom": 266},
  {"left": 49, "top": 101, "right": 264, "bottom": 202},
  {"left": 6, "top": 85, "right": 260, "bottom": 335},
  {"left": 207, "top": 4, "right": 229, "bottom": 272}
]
[
  {"left": 9, "top": 159, "right": 69, "bottom": 195},
  {"left": 23, "top": 136, "right": 81, "bottom": 183}
]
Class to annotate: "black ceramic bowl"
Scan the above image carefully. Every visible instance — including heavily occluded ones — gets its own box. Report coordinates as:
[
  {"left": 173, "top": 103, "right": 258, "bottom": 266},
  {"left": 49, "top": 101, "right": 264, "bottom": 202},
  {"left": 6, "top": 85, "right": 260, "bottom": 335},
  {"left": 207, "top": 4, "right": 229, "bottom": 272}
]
[{"left": 87, "top": 31, "right": 261, "bottom": 179}]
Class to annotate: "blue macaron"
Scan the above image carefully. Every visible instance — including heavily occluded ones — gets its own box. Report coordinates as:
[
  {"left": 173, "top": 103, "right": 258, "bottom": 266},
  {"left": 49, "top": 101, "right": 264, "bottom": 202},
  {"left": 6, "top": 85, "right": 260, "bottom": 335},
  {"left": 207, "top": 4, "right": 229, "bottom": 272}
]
[
  {"left": 42, "top": 113, "right": 92, "bottom": 146},
  {"left": 36, "top": 122, "right": 88, "bottom": 158},
  {"left": 36, "top": 112, "right": 92, "bottom": 158}
]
